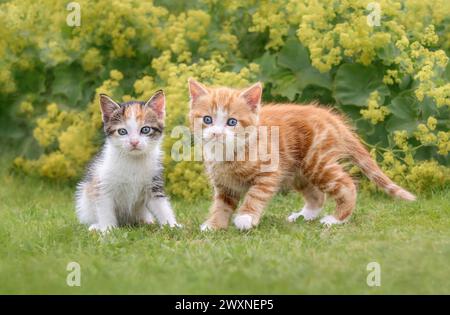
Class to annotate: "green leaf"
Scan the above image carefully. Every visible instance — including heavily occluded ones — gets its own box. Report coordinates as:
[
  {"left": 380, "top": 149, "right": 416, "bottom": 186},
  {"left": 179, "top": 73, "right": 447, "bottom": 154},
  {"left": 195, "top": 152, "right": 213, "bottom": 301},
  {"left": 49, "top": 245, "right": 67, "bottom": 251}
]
[
  {"left": 444, "top": 61, "right": 450, "bottom": 82},
  {"left": 15, "top": 69, "right": 46, "bottom": 94},
  {"left": 370, "top": 124, "right": 390, "bottom": 147},
  {"left": 385, "top": 115, "right": 418, "bottom": 132},
  {"left": 51, "top": 63, "right": 84, "bottom": 104},
  {"left": 277, "top": 38, "right": 332, "bottom": 90},
  {"left": 398, "top": 74, "right": 412, "bottom": 90},
  {"left": 334, "top": 63, "right": 389, "bottom": 106},
  {"left": 293, "top": 67, "right": 332, "bottom": 91},
  {"left": 377, "top": 42, "right": 399, "bottom": 65},
  {"left": 419, "top": 96, "right": 437, "bottom": 119},
  {"left": 270, "top": 71, "right": 300, "bottom": 100},
  {"left": 299, "top": 85, "right": 334, "bottom": 104},
  {"left": 385, "top": 91, "right": 419, "bottom": 132},
  {"left": 260, "top": 37, "right": 332, "bottom": 101},
  {"left": 278, "top": 38, "right": 310, "bottom": 73},
  {"left": 388, "top": 91, "right": 419, "bottom": 121},
  {"left": 255, "top": 52, "right": 278, "bottom": 82}
]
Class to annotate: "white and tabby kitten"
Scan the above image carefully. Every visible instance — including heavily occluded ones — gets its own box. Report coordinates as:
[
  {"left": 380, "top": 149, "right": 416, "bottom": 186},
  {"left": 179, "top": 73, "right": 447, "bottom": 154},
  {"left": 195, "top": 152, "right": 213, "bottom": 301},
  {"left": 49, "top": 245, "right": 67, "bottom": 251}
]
[{"left": 75, "top": 91, "right": 180, "bottom": 233}]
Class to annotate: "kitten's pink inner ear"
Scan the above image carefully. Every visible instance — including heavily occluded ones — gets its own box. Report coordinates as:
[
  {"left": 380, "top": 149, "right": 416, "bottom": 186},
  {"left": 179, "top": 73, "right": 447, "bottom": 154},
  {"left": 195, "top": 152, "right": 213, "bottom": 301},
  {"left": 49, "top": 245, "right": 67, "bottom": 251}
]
[
  {"left": 240, "top": 83, "right": 262, "bottom": 111},
  {"left": 99, "top": 94, "right": 120, "bottom": 122},
  {"left": 145, "top": 90, "right": 165, "bottom": 119},
  {"left": 188, "top": 78, "right": 208, "bottom": 104}
]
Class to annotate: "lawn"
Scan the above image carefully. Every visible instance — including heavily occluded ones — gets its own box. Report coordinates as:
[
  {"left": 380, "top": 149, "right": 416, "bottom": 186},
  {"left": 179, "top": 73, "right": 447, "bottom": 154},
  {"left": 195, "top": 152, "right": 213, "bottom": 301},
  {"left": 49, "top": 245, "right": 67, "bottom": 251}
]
[{"left": 0, "top": 151, "right": 449, "bottom": 294}]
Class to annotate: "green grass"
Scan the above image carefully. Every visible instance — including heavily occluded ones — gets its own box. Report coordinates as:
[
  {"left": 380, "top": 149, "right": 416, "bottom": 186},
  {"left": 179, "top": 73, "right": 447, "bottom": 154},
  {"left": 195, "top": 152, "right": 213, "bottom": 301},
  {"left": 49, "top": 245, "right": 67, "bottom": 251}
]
[{"left": 0, "top": 151, "right": 449, "bottom": 294}]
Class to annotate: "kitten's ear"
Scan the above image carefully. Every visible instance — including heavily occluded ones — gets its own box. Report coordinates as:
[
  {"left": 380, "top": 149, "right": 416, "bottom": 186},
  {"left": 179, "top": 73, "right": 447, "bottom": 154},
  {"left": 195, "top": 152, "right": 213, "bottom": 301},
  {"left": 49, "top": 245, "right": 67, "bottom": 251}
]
[
  {"left": 188, "top": 78, "right": 208, "bottom": 105},
  {"left": 239, "top": 82, "right": 262, "bottom": 111},
  {"left": 144, "top": 90, "right": 165, "bottom": 119},
  {"left": 99, "top": 94, "right": 120, "bottom": 122}
]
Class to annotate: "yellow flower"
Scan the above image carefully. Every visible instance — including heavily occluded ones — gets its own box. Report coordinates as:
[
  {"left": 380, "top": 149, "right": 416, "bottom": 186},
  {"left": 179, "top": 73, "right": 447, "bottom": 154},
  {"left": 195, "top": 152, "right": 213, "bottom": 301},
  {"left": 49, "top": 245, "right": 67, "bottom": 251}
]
[
  {"left": 82, "top": 48, "right": 103, "bottom": 72},
  {"left": 19, "top": 101, "right": 34, "bottom": 116},
  {"left": 110, "top": 70, "right": 124, "bottom": 81},
  {"left": 426, "top": 116, "right": 437, "bottom": 130},
  {"left": 360, "top": 91, "right": 390, "bottom": 124},
  {"left": 437, "top": 131, "right": 450, "bottom": 155}
]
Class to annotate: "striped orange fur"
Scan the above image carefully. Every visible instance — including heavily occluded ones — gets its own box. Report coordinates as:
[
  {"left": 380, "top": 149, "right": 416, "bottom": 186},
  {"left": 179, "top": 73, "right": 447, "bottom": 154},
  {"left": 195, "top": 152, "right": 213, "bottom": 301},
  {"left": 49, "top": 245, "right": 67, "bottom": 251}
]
[{"left": 188, "top": 79, "right": 415, "bottom": 230}]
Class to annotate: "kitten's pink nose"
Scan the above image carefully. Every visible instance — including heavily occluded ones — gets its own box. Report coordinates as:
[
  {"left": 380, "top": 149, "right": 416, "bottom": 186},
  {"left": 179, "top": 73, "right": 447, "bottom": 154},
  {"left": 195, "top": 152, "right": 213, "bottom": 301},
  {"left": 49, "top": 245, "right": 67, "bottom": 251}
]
[{"left": 130, "top": 140, "right": 140, "bottom": 147}]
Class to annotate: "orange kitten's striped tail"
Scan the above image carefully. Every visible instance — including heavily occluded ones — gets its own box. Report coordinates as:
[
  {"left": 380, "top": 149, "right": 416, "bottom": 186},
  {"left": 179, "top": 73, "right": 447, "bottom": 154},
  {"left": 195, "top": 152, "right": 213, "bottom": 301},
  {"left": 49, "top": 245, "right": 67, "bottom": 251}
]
[{"left": 347, "top": 139, "right": 416, "bottom": 201}]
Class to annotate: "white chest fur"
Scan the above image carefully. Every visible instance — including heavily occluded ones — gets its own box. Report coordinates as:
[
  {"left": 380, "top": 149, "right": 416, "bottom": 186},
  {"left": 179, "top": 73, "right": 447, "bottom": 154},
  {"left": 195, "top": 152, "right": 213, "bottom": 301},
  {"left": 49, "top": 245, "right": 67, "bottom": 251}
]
[{"left": 97, "top": 143, "right": 161, "bottom": 213}]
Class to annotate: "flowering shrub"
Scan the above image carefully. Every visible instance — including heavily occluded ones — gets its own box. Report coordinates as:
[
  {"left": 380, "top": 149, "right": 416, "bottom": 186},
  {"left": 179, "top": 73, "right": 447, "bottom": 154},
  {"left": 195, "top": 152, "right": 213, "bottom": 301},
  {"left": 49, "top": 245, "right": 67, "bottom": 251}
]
[{"left": 2, "top": 0, "right": 449, "bottom": 199}]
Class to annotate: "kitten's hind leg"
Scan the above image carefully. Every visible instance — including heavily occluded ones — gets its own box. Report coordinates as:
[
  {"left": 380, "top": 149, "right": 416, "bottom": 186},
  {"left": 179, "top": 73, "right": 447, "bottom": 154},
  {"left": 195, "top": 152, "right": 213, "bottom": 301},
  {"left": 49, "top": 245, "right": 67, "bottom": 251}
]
[
  {"left": 288, "top": 183, "right": 325, "bottom": 222},
  {"left": 315, "top": 166, "right": 356, "bottom": 226}
]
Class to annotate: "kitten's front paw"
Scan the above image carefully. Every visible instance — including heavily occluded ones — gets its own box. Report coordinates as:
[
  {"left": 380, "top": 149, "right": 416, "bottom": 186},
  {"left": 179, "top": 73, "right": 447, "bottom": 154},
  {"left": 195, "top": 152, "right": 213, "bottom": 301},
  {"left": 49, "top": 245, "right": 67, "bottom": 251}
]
[
  {"left": 320, "top": 215, "right": 345, "bottom": 227},
  {"left": 200, "top": 222, "right": 214, "bottom": 232},
  {"left": 288, "top": 207, "right": 322, "bottom": 222},
  {"left": 160, "top": 220, "right": 183, "bottom": 229},
  {"left": 233, "top": 214, "right": 253, "bottom": 231},
  {"left": 287, "top": 212, "right": 301, "bottom": 222},
  {"left": 171, "top": 222, "right": 183, "bottom": 229},
  {"left": 88, "top": 224, "right": 115, "bottom": 234},
  {"left": 141, "top": 211, "right": 156, "bottom": 225},
  {"left": 88, "top": 224, "right": 100, "bottom": 232}
]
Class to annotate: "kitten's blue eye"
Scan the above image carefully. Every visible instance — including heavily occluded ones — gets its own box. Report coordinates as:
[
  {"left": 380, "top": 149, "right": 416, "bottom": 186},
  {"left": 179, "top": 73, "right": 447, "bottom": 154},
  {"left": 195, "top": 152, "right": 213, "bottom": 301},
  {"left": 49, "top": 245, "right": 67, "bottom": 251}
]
[
  {"left": 118, "top": 128, "right": 128, "bottom": 136},
  {"left": 141, "top": 126, "right": 152, "bottom": 134},
  {"left": 203, "top": 115, "right": 213, "bottom": 125},
  {"left": 227, "top": 118, "right": 238, "bottom": 126}
]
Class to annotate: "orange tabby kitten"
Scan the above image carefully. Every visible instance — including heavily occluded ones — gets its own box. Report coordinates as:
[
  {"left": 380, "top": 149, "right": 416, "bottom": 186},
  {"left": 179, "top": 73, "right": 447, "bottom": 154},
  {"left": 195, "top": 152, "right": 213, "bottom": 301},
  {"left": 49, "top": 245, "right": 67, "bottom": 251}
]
[{"left": 188, "top": 79, "right": 415, "bottom": 231}]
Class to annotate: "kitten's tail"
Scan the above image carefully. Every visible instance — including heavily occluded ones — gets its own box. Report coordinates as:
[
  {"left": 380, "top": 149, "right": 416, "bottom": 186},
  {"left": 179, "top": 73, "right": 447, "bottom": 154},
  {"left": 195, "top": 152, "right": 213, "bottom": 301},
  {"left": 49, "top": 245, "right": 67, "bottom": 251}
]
[{"left": 347, "top": 137, "right": 416, "bottom": 201}]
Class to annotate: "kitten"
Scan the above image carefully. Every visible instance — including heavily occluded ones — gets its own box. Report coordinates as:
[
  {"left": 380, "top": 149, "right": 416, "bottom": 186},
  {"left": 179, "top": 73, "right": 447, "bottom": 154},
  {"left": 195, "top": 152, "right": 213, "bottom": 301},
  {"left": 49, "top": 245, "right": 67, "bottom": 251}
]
[
  {"left": 75, "top": 91, "right": 180, "bottom": 233},
  {"left": 188, "top": 79, "right": 415, "bottom": 231}
]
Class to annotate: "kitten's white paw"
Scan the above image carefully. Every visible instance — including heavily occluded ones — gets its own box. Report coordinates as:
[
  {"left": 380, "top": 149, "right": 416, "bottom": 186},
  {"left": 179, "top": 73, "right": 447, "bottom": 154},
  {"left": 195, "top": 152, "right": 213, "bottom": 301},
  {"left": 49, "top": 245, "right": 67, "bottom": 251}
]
[
  {"left": 88, "top": 224, "right": 100, "bottom": 232},
  {"left": 233, "top": 214, "right": 253, "bottom": 231},
  {"left": 161, "top": 221, "right": 183, "bottom": 229},
  {"left": 320, "top": 215, "right": 345, "bottom": 227},
  {"left": 141, "top": 211, "right": 156, "bottom": 225},
  {"left": 170, "top": 222, "right": 183, "bottom": 229},
  {"left": 88, "top": 224, "right": 114, "bottom": 233},
  {"left": 200, "top": 222, "right": 213, "bottom": 232},
  {"left": 288, "top": 207, "right": 322, "bottom": 222},
  {"left": 287, "top": 212, "right": 300, "bottom": 222}
]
